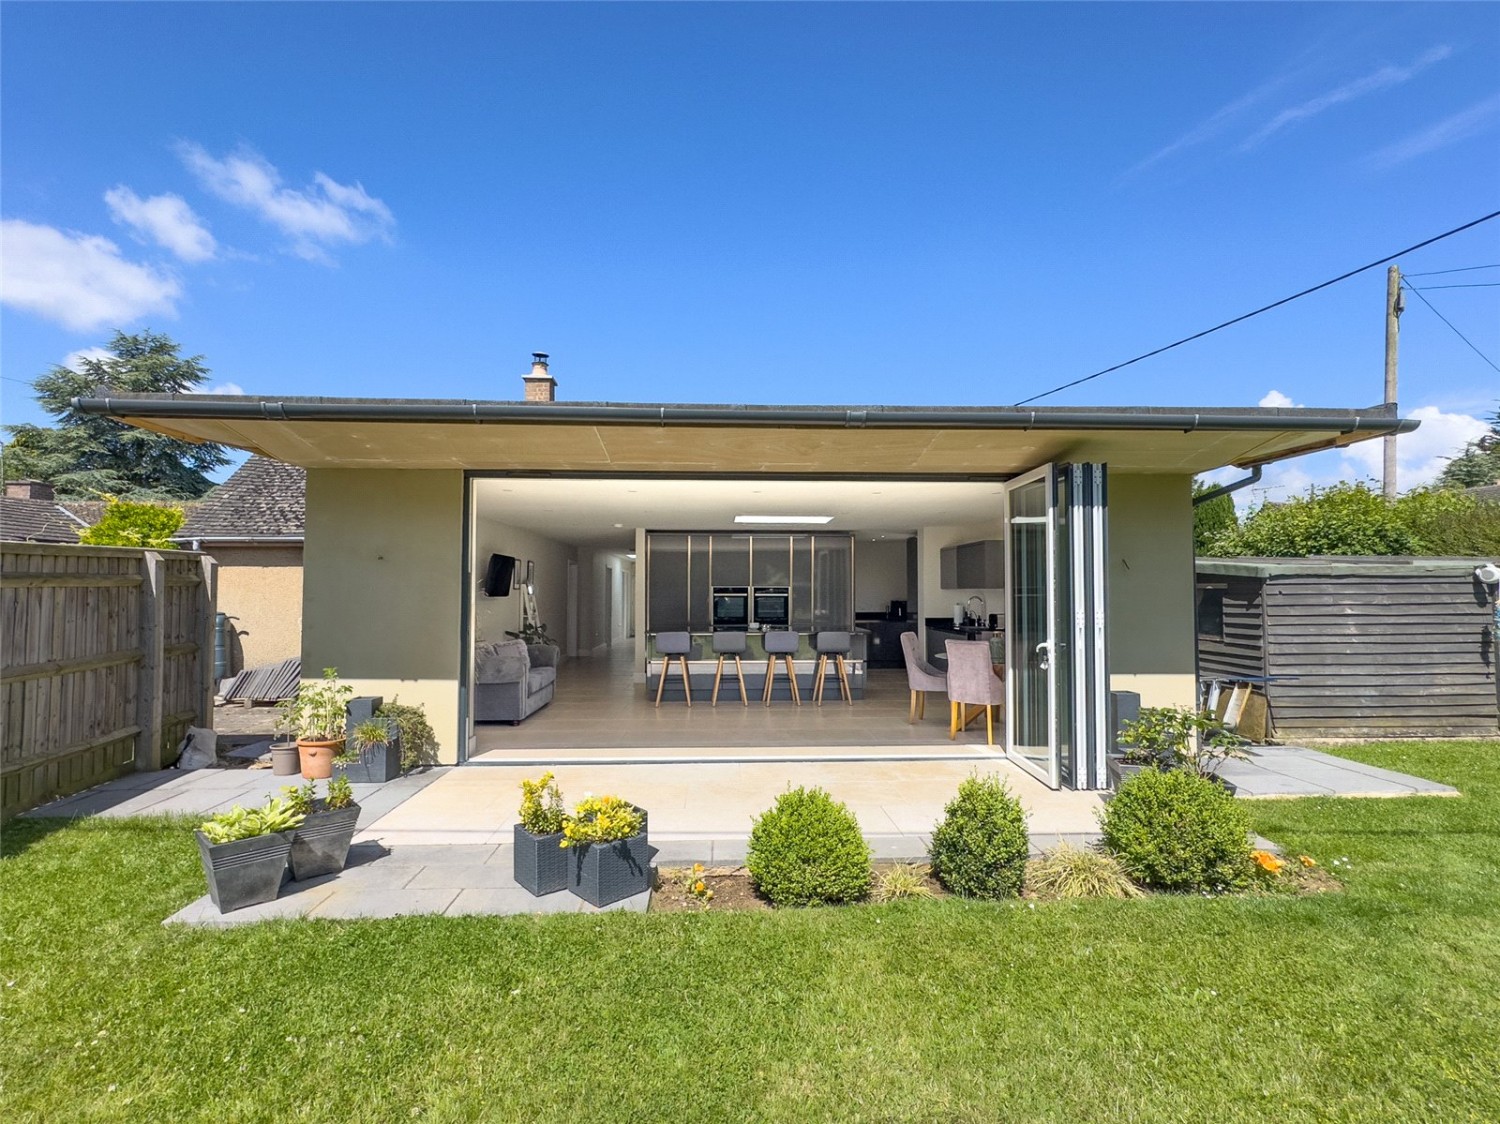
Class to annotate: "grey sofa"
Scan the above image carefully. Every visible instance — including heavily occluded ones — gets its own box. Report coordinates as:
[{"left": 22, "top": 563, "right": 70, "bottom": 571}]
[{"left": 474, "top": 640, "right": 559, "bottom": 724}]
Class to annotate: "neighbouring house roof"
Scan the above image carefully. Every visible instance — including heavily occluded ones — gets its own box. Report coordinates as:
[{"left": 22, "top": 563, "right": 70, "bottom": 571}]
[
  {"left": 0, "top": 496, "right": 92, "bottom": 543},
  {"left": 1467, "top": 484, "right": 1500, "bottom": 503},
  {"left": 71, "top": 394, "right": 1419, "bottom": 477},
  {"left": 175, "top": 455, "right": 306, "bottom": 543}
]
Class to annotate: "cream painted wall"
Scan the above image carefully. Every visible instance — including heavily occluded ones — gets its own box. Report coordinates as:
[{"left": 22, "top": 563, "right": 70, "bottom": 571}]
[
  {"left": 472, "top": 518, "right": 575, "bottom": 647},
  {"left": 854, "top": 539, "right": 911, "bottom": 613},
  {"left": 303, "top": 469, "right": 465, "bottom": 763},
  {"left": 1106, "top": 472, "right": 1197, "bottom": 709},
  {"left": 212, "top": 543, "right": 302, "bottom": 673}
]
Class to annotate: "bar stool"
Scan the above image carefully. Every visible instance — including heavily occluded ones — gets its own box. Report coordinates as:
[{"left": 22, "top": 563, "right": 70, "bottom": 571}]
[
  {"left": 654, "top": 631, "right": 694, "bottom": 708},
  {"left": 813, "top": 631, "right": 854, "bottom": 706},
  {"left": 711, "top": 631, "right": 749, "bottom": 706},
  {"left": 761, "top": 630, "right": 802, "bottom": 706}
]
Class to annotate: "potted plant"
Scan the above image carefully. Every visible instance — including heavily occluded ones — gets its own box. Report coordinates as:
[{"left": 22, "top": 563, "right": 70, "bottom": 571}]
[
  {"left": 378, "top": 699, "right": 439, "bottom": 772},
  {"left": 269, "top": 735, "right": 300, "bottom": 777},
  {"left": 513, "top": 771, "right": 568, "bottom": 896},
  {"left": 284, "top": 777, "right": 361, "bottom": 880},
  {"left": 335, "top": 717, "right": 402, "bottom": 784},
  {"left": 196, "top": 797, "right": 305, "bottom": 913},
  {"left": 560, "top": 794, "right": 654, "bottom": 907},
  {"left": 279, "top": 668, "right": 352, "bottom": 780},
  {"left": 1110, "top": 706, "right": 1250, "bottom": 792}
]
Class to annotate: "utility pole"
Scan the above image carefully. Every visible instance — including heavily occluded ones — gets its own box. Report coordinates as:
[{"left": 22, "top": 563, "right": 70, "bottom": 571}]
[{"left": 1383, "top": 264, "right": 1403, "bottom": 499}]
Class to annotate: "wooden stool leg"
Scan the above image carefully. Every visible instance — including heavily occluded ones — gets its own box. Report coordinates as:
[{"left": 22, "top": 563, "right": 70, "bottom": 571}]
[
  {"left": 735, "top": 655, "right": 748, "bottom": 705},
  {"left": 655, "top": 656, "right": 669, "bottom": 707},
  {"left": 711, "top": 655, "right": 725, "bottom": 706},
  {"left": 836, "top": 654, "right": 852, "bottom": 704},
  {"left": 763, "top": 656, "right": 776, "bottom": 705},
  {"left": 813, "top": 654, "right": 827, "bottom": 705},
  {"left": 786, "top": 655, "right": 801, "bottom": 705},
  {"left": 678, "top": 655, "right": 693, "bottom": 708}
]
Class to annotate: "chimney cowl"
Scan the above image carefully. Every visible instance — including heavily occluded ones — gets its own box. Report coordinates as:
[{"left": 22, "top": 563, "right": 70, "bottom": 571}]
[{"left": 6, "top": 479, "right": 56, "bottom": 501}]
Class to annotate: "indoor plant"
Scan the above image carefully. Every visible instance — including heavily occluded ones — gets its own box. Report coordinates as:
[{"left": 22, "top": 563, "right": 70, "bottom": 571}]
[
  {"left": 513, "top": 771, "right": 568, "bottom": 896},
  {"left": 196, "top": 797, "right": 305, "bottom": 913},
  {"left": 284, "top": 777, "right": 361, "bottom": 880},
  {"left": 560, "top": 794, "right": 653, "bottom": 907},
  {"left": 279, "top": 667, "right": 352, "bottom": 780},
  {"left": 335, "top": 717, "right": 402, "bottom": 784}
]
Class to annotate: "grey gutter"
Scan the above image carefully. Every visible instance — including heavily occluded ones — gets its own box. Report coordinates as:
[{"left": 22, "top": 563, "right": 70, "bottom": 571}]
[
  {"left": 1193, "top": 466, "right": 1262, "bottom": 506},
  {"left": 72, "top": 395, "right": 1420, "bottom": 435},
  {"left": 172, "top": 535, "right": 305, "bottom": 545}
]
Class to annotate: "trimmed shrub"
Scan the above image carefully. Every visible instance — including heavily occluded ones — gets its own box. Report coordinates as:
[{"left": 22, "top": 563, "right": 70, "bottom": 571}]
[
  {"left": 1101, "top": 769, "right": 1252, "bottom": 892},
  {"left": 929, "top": 774, "right": 1030, "bottom": 899},
  {"left": 746, "top": 787, "right": 871, "bottom": 906}
]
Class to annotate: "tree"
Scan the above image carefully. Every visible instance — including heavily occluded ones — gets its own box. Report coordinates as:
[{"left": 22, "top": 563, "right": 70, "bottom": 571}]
[
  {"left": 77, "top": 499, "right": 185, "bottom": 549},
  {"left": 0, "top": 330, "right": 229, "bottom": 499},
  {"left": 1192, "top": 479, "right": 1238, "bottom": 554},
  {"left": 1436, "top": 407, "right": 1500, "bottom": 489}
]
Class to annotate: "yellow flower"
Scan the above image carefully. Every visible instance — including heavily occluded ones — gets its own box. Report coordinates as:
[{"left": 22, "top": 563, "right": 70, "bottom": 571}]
[
  {"left": 1298, "top": 854, "right": 1317, "bottom": 868},
  {"left": 692, "top": 863, "right": 704, "bottom": 874},
  {"left": 693, "top": 880, "right": 706, "bottom": 893},
  {"left": 1252, "top": 850, "right": 1285, "bottom": 874}
]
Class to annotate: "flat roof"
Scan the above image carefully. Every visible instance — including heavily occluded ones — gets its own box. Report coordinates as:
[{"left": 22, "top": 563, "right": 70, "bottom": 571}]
[
  {"left": 74, "top": 393, "right": 1417, "bottom": 475},
  {"left": 1197, "top": 556, "right": 1491, "bottom": 579}
]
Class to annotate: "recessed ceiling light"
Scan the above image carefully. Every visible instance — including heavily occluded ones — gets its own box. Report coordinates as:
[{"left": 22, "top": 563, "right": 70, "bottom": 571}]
[{"left": 734, "top": 515, "right": 833, "bottom": 525}]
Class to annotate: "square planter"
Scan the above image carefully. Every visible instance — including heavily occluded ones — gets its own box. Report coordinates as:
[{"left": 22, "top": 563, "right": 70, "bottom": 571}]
[
  {"left": 513, "top": 824, "right": 568, "bottom": 896},
  {"left": 288, "top": 802, "right": 362, "bottom": 880},
  {"left": 334, "top": 727, "right": 402, "bottom": 784},
  {"left": 196, "top": 830, "right": 294, "bottom": 913},
  {"left": 568, "top": 808, "right": 655, "bottom": 907},
  {"left": 1106, "top": 757, "right": 1156, "bottom": 791}
]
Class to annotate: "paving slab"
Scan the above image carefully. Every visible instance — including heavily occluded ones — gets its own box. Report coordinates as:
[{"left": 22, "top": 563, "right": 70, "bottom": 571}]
[{"left": 308, "top": 888, "right": 460, "bottom": 920}]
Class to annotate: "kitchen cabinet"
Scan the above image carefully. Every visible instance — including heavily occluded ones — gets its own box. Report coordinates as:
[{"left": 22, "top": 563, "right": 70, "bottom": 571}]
[
  {"left": 863, "top": 620, "right": 915, "bottom": 668},
  {"left": 940, "top": 538, "right": 1004, "bottom": 590}
]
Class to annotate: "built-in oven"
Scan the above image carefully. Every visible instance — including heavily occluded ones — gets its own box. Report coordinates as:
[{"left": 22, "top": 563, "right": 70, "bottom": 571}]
[
  {"left": 712, "top": 586, "right": 749, "bottom": 630},
  {"left": 753, "top": 586, "right": 790, "bottom": 629}
]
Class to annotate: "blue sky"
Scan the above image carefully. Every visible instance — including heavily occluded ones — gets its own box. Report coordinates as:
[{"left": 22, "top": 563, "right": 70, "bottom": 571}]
[{"left": 3, "top": 2, "right": 1497, "bottom": 499}]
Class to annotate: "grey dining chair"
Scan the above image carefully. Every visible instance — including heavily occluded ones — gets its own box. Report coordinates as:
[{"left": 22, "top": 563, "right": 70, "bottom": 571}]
[
  {"left": 944, "top": 639, "right": 1004, "bottom": 744},
  {"left": 899, "top": 631, "right": 946, "bottom": 723}
]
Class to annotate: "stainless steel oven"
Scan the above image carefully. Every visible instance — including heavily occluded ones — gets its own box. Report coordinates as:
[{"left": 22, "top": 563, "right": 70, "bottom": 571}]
[
  {"left": 712, "top": 586, "right": 749, "bottom": 630},
  {"left": 753, "top": 586, "right": 789, "bottom": 629}
]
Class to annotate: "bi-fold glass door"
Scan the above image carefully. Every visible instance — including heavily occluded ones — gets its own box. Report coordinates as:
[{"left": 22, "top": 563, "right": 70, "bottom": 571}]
[{"left": 1004, "top": 463, "right": 1109, "bottom": 789}]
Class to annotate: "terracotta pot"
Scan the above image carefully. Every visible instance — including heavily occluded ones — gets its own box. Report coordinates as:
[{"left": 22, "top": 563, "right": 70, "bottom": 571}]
[{"left": 297, "top": 738, "right": 343, "bottom": 780}]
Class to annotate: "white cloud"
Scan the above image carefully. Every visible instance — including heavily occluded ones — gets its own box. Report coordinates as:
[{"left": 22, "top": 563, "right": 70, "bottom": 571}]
[
  {"left": 64, "top": 346, "right": 113, "bottom": 371},
  {"left": 104, "top": 186, "right": 216, "bottom": 262},
  {"left": 0, "top": 219, "right": 181, "bottom": 332},
  {"left": 1367, "top": 90, "right": 1500, "bottom": 169},
  {"left": 1240, "top": 46, "right": 1452, "bottom": 150},
  {"left": 202, "top": 381, "right": 245, "bottom": 396},
  {"left": 177, "top": 142, "right": 394, "bottom": 263},
  {"left": 1258, "top": 389, "right": 1299, "bottom": 408}
]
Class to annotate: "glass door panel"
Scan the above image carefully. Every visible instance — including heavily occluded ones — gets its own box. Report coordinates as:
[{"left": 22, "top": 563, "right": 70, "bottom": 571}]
[{"left": 1005, "top": 467, "right": 1059, "bottom": 787}]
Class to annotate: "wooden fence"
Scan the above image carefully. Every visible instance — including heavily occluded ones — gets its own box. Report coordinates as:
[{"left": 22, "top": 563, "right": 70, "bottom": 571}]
[{"left": 1, "top": 543, "right": 217, "bottom": 818}]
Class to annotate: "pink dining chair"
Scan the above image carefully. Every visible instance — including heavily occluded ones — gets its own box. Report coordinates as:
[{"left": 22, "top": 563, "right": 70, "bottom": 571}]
[{"left": 944, "top": 639, "right": 1004, "bottom": 744}]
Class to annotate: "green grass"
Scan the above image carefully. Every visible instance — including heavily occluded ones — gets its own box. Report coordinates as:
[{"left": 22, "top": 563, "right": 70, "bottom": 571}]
[{"left": 3, "top": 740, "right": 1499, "bottom": 1123}]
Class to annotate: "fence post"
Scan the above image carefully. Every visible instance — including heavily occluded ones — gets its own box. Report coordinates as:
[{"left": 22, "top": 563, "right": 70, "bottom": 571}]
[
  {"left": 199, "top": 553, "right": 218, "bottom": 727},
  {"left": 136, "top": 551, "right": 166, "bottom": 771}
]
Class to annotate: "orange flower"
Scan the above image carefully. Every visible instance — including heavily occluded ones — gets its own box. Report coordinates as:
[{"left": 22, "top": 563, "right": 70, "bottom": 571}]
[
  {"left": 1252, "top": 850, "right": 1285, "bottom": 874},
  {"left": 1298, "top": 855, "right": 1317, "bottom": 868},
  {"left": 693, "top": 880, "right": 707, "bottom": 893}
]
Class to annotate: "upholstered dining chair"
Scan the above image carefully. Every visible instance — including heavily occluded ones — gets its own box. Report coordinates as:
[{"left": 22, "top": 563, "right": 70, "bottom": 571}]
[
  {"left": 899, "top": 631, "right": 946, "bottom": 723},
  {"left": 944, "top": 639, "right": 1005, "bottom": 744}
]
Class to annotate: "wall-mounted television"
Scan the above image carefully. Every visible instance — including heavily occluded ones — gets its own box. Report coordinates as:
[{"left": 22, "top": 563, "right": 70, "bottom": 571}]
[{"left": 483, "top": 553, "right": 517, "bottom": 597}]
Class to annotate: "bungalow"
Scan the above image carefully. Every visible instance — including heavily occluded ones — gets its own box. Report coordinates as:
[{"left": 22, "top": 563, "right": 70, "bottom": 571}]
[{"left": 76, "top": 359, "right": 1415, "bottom": 790}]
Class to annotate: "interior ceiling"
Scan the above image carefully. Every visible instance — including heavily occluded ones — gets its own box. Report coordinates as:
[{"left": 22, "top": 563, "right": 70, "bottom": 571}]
[
  {"left": 117, "top": 414, "right": 1373, "bottom": 475},
  {"left": 473, "top": 477, "right": 1008, "bottom": 549}
]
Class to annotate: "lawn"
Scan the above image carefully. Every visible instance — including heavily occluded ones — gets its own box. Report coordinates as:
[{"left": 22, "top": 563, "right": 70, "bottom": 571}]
[{"left": 3, "top": 740, "right": 1498, "bottom": 1123}]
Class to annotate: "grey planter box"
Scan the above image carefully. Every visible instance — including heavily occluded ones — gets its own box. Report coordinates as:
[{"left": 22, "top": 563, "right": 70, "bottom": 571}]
[
  {"left": 335, "top": 724, "right": 402, "bottom": 784},
  {"left": 513, "top": 824, "right": 568, "bottom": 896},
  {"left": 568, "top": 808, "right": 655, "bottom": 907},
  {"left": 1106, "top": 757, "right": 1156, "bottom": 791},
  {"left": 196, "top": 830, "right": 293, "bottom": 913},
  {"left": 288, "top": 803, "right": 361, "bottom": 880}
]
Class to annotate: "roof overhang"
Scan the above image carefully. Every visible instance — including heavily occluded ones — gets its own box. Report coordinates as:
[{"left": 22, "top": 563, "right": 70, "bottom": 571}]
[{"left": 73, "top": 394, "right": 1418, "bottom": 476}]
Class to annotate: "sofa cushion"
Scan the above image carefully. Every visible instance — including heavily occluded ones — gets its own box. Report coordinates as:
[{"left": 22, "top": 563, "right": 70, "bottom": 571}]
[
  {"left": 527, "top": 666, "right": 556, "bottom": 694},
  {"left": 476, "top": 639, "right": 529, "bottom": 684}
]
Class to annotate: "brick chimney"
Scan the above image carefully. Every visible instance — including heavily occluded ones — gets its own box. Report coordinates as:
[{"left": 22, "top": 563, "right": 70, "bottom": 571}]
[
  {"left": 522, "top": 352, "right": 556, "bottom": 403},
  {"left": 6, "top": 479, "right": 55, "bottom": 501}
]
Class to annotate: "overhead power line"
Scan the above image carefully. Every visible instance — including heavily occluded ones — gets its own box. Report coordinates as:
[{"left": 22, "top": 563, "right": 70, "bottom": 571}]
[
  {"left": 1400, "top": 279, "right": 1500, "bottom": 375},
  {"left": 1404, "top": 281, "right": 1500, "bottom": 290},
  {"left": 1404, "top": 263, "right": 1500, "bottom": 277},
  {"left": 1014, "top": 209, "right": 1500, "bottom": 407}
]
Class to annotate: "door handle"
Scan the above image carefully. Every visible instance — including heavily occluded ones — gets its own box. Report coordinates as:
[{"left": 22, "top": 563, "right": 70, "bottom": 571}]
[{"left": 1035, "top": 641, "right": 1050, "bottom": 671}]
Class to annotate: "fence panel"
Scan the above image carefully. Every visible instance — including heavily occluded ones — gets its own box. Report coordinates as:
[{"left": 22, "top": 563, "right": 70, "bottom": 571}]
[{"left": 1, "top": 543, "right": 215, "bottom": 818}]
